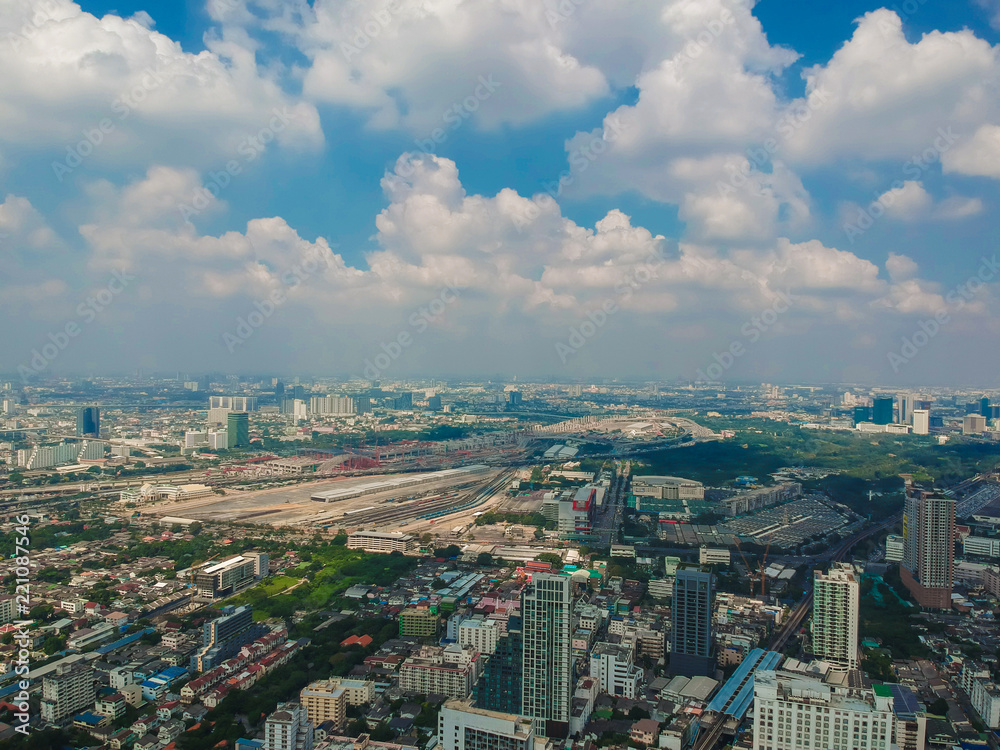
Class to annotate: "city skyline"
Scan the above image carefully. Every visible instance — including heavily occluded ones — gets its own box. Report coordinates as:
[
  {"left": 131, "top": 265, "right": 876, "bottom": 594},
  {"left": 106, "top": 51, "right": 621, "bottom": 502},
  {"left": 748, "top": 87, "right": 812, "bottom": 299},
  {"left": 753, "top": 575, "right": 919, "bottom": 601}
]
[{"left": 2, "top": 1, "right": 1000, "bottom": 383}]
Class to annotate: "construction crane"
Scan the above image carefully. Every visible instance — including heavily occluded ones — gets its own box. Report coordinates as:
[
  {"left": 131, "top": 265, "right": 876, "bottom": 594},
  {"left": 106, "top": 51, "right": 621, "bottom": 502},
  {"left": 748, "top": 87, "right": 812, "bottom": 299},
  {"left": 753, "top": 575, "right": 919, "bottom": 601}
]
[{"left": 733, "top": 533, "right": 776, "bottom": 599}]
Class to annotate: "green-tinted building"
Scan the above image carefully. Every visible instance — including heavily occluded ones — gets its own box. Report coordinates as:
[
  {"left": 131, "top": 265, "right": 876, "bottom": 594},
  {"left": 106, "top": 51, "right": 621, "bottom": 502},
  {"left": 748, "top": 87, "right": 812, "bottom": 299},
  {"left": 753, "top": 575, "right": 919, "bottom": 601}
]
[
  {"left": 227, "top": 412, "right": 249, "bottom": 448},
  {"left": 475, "top": 616, "right": 522, "bottom": 714},
  {"left": 872, "top": 397, "right": 894, "bottom": 425},
  {"left": 399, "top": 606, "right": 439, "bottom": 637}
]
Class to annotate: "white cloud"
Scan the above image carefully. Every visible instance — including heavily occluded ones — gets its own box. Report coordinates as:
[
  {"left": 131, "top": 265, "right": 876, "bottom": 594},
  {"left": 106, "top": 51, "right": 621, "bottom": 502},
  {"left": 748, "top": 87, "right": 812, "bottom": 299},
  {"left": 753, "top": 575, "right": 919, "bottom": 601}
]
[
  {"left": 942, "top": 124, "right": 1000, "bottom": 178},
  {"left": 783, "top": 10, "right": 998, "bottom": 164},
  {"left": 878, "top": 181, "right": 932, "bottom": 220},
  {"left": 0, "top": 0, "right": 322, "bottom": 171}
]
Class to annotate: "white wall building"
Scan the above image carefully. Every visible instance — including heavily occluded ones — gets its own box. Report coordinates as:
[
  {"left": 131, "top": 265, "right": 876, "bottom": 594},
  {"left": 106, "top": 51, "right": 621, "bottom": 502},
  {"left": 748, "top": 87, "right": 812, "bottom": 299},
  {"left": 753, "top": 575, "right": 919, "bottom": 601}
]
[
  {"left": 753, "top": 670, "right": 894, "bottom": 750},
  {"left": 439, "top": 699, "right": 542, "bottom": 750},
  {"left": 590, "top": 642, "right": 642, "bottom": 699},
  {"left": 458, "top": 616, "right": 501, "bottom": 656},
  {"left": 811, "top": 563, "right": 860, "bottom": 671}
]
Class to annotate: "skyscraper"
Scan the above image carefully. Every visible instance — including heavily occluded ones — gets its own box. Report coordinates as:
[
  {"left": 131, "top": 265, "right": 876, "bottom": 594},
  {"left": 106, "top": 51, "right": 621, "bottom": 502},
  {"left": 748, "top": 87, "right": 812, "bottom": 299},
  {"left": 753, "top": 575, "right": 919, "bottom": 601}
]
[
  {"left": 912, "top": 409, "right": 930, "bottom": 435},
  {"left": 901, "top": 494, "right": 955, "bottom": 609},
  {"left": 76, "top": 405, "right": 100, "bottom": 437},
  {"left": 811, "top": 563, "right": 859, "bottom": 671},
  {"left": 670, "top": 567, "right": 714, "bottom": 677},
  {"left": 521, "top": 573, "right": 572, "bottom": 737},
  {"left": 227, "top": 412, "right": 250, "bottom": 448},
  {"left": 853, "top": 405, "right": 872, "bottom": 425},
  {"left": 475, "top": 617, "right": 522, "bottom": 714},
  {"left": 872, "top": 397, "right": 894, "bottom": 425},
  {"left": 897, "top": 393, "right": 914, "bottom": 424},
  {"left": 982, "top": 396, "right": 991, "bottom": 417}
]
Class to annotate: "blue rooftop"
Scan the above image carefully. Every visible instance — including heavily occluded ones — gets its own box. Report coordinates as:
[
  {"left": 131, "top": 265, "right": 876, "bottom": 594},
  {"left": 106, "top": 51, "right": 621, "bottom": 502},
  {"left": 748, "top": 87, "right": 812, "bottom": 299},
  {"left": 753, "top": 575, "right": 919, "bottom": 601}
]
[
  {"left": 706, "top": 649, "right": 783, "bottom": 719},
  {"left": 96, "top": 627, "right": 156, "bottom": 655}
]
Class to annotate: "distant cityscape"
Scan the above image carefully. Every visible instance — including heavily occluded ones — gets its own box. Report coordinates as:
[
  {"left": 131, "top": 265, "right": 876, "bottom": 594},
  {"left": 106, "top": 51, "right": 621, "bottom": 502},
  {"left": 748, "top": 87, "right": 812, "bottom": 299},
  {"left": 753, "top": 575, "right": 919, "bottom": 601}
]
[{"left": 0, "top": 376, "right": 997, "bottom": 750}]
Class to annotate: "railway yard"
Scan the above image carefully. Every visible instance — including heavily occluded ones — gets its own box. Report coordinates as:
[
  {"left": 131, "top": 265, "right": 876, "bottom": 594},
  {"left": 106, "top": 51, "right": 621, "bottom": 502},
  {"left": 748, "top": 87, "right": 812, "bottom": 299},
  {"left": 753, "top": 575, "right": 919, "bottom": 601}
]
[{"left": 125, "top": 466, "right": 513, "bottom": 532}]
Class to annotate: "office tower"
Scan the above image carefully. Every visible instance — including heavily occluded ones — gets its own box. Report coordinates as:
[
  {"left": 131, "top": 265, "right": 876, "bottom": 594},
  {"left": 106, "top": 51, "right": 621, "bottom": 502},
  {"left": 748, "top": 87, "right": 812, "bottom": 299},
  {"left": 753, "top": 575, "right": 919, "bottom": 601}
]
[
  {"left": 521, "top": 573, "right": 572, "bottom": 737},
  {"left": 811, "top": 563, "right": 860, "bottom": 671},
  {"left": 965, "top": 402, "right": 980, "bottom": 414},
  {"left": 393, "top": 391, "right": 414, "bottom": 410},
  {"left": 964, "top": 414, "right": 987, "bottom": 435},
  {"left": 227, "top": 412, "right": 249, "bottom": 448},
  {"left": 508, "top": 390, "right": 522, "bottom": 406},
  {"left": 290, "top": 385, "right": 306, "bottom": 400},
  {"left": 191, "top": 605, "right": 267, "bottom": 671},
  {"left": 428, "top": 394, "right": 443, "bottom": 410},
  {"left": 752, "top": 670, "right": 894, "bottom": 750},
  {"left": 982, "top": 396, "right": 991, "bottom": 417},
  {"left": 40, "top": 662, "right": 97, "bottom": 725},
  {"left": 76, "top": 405, "right": 100, "bottom": 437},
  {"left": 354, "top": 395, "right": 372, "bottom": 414},
  {"left": 872, "top": 397, "right": 894, "bottom": 425},
  {"left": 265, "top": 702, "right": 313, "bottom": 750},
  {"left": 911, "top": 409, "right": 929, "bottom": 435},
  {"left": 439, "top": 700, "right": 537, "bottom": 750},
  {"left": 901, "top": 494, "right": 955, "bottom": 609},
  {"left": 275, "top": 381, "right": 285, "bottom": 400},
  {"left": 852, "top": 406, "right": 872, "bottom": 425},
  {"left": 897, "top": 393, "right": 914, "bottom": 424},
  {"left": 475, "top": 618, "right": 523, "bottom": 714},
  {"left": 671, "top": 567, "right": 714, "bottom": 677},
  {"left": 209, "top": 396, "right": 257, "bottom": 411}
]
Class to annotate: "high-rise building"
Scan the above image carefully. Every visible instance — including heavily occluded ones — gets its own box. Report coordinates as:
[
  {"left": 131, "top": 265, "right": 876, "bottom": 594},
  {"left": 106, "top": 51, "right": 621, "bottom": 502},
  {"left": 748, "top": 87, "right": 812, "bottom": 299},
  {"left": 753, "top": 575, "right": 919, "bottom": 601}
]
[
  {"left": 76, "top": 405, "right": 100, "bottom": 437},
  {"left": 439, "top": 700, "right": 538, "bottom": 750},
  {"left": 508, "top": 390, "right": 522, "bottom": 406},
  {"left": 299, "top": 681, "right": 347, "bottom": 732},
  {"left": 872, "top": 397, "right": 894, "bottom": 425},
  {"left": 752, "top": 670, "right": 895, "bottom": 750},
  {"left": 811, "top": 563, "right": 860, "bottom": 671},
  {"left": 964, "top": 414, "right": 987, "bottom": 435},
  {"left": 901, "top": 494, "right": 955, "bottom": 609},
  {"left": 912, "top": 409, "right": 929, "bottom": 435},
  {"left": 428, "top": 394, "right": 443, "bottom": 410},
  {"left": 209, "top": 396, "right": 257, "bottom": 411},
  {"left": 475, "top": 618, "right": 523, "bottom": 714},
  {"left": 191, "top": 605, "right": 268, "bottom": 671},
  {"left": 264, "top": 702, "right": 313, "bottom": 750},
  {"left": 897, "top": 393, "right": 914, "bottom": 425},
  {"left": 521, "top": 573, "right": 572, "bottom": 737},
  {"left": 40, "top": 663, "right": 97, "bottom": 725},
  {"left": 852, "top": 406, "right": 872, "bottom": 426},
  {"left": 670, "top": 567, "right": 714, "bottom": 677},
  {"left": 982, "top": 396, "right": 991, "bottom": 417},
  {"left": 227, "top": 412, "right": 250, "bottom": 448}
]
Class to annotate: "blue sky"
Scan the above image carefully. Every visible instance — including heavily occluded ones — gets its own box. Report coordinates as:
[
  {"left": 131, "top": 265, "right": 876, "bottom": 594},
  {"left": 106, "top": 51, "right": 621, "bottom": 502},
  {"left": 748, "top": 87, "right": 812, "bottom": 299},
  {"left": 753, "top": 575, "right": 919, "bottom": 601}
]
[{"left": 3, "top": 0, "right": 1000, "bottom": 385}]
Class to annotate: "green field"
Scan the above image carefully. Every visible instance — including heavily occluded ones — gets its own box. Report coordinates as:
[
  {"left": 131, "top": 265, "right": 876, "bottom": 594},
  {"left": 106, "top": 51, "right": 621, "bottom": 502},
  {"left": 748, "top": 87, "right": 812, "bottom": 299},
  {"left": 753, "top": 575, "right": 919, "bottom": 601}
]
[{"left": 635, "top": 418, "right": 1000, "bottom": 486}]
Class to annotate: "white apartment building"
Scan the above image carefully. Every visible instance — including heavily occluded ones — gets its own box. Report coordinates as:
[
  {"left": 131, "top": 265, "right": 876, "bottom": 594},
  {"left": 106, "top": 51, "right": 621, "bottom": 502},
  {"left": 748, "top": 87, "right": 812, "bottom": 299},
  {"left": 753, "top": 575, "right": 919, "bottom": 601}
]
[
  {"left": 970, "top": 678, "right": 1000, "bottom": 728},
  {"left": 41, "top": 663, "right": 97, "bottom": 726},
  {"left": 458, "top": 616, "right": 502, "bottom": 656},
  {"left": 439, "top": 699, "right": 543, "bottom": 750},
  {"left": 885, "top": 535, "right": 905, "bottom": 562},
  {"left": 964, "top": 536, "right": 1000, "bottom": 558},
  {"left": 346, "top": 530, "right": 415, "bottom": 553},
  {"left": 590, "top": 642, "right": 642, "bottom": 699},
  {"left": 811, "top": 563, "right": 860, "bottom": 671},
  {"left": 399, "top": 644, "right": 483, "bottom": 699},
  {"left": 264, "top": 702, "right": 313, "bottom": 750},
  {"left": 753, "top": 671, "right": 894, "bottom": 750}
]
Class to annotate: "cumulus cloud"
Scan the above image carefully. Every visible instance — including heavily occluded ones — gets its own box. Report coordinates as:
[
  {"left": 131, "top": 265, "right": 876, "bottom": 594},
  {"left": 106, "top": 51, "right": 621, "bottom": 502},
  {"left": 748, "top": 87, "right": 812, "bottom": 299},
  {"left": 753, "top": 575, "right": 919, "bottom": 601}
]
[
  {"left": 0, "top": 0, "right": 322, "bottom": 172},
  {"left": 942, "top": 124, "right": 1000, "bottom": 178}
]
